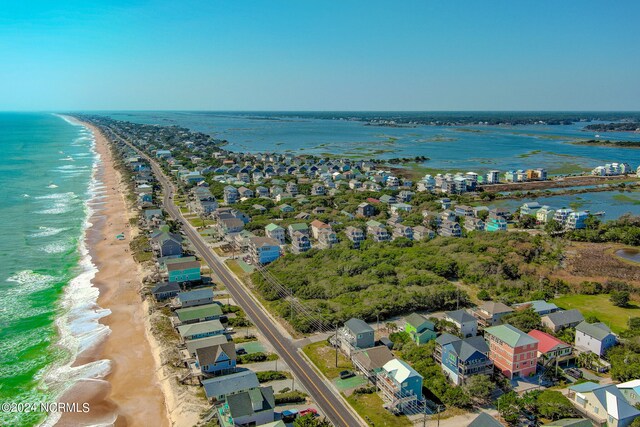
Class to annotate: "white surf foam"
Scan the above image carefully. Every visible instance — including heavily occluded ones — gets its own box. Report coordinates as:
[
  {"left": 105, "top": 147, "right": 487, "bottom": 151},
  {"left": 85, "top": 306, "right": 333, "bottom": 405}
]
[
  {"left": 30, "top": 227, "right": 70, "bottom": 238},
  {"left": 41, "top": 118, "right": 114, "bottom": 427}
]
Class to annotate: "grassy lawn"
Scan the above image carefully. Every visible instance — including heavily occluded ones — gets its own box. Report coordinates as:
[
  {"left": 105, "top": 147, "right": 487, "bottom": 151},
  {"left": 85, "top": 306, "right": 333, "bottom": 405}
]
[
  {"left": 552, "top": 294, "right": 640, "bottom": 333},
  {"left": 225, "top": 260, "right": 249, "bottom": 278},
  {"left": 346, "top": 393, "right": 411, "bottom": 427},
  {"left": 301, "top": 341, "right": 351, "bottom": 379}
]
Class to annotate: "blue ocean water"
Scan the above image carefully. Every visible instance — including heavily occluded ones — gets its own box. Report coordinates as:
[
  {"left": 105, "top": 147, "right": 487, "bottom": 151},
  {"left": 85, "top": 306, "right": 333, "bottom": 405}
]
[{"left": 0, "top": 113, "right": 109, "bottom": 427}]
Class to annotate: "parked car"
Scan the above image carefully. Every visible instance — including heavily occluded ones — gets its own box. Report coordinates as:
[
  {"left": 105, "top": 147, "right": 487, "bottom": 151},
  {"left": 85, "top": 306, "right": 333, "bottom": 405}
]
[
  {"left": 299, "top": 408, "right": 318, "bottom": 417},
  {"left": 282, "top": 409, "right": 298, "bottom": 422},
  {"left": 339, "top": 370, "right": 355, "bottom": 380},
  {"left": 236, "top": 348, "right": 247, "bottom": 355},
  {"left": 565, "top": 368, "right": 582, "bottom": 379}
]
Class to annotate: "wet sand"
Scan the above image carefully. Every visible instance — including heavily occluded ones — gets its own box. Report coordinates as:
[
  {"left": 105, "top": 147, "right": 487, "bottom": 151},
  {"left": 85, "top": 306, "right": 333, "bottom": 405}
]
[{"left": 56, "top": 121, "right": 169, "bottom": 427}]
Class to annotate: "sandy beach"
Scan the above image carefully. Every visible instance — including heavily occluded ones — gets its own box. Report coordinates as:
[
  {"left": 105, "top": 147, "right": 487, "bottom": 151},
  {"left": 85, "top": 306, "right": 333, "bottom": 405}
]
[{"left": 56, "top": 121, "right": 169, "bottom": 427}]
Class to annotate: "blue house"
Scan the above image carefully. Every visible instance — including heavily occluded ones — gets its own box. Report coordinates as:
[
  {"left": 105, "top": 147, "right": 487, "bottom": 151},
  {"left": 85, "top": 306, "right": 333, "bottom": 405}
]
[
  {"left": 440, "top": 336, "right": 493, "bottom": 385},
  {"left": 249, "top": 237, "right": 281, "bottom": 264},
  {"left": 195, "top": 342, "right": 237, "bottom": 375},
  {"left": 166, "top": 257, "right": 201, "bottom": 283},
  {"left": 177, "top": 319, "right": 225, "bottom": 341},
  {"left": 379, "top": 359, "right": 423, "bottom": 412}
]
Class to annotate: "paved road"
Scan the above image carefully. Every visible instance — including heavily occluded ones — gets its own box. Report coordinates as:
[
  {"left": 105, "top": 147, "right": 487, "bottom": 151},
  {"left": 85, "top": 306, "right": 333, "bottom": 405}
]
[{"left": 109, "top": 129, "right": 364, "bottom": 427}]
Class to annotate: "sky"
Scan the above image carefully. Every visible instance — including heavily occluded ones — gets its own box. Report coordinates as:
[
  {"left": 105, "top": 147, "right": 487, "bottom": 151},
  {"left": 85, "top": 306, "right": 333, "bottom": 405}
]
[{"left": 0, "top": 0, "right": 639, "bottom": 111}]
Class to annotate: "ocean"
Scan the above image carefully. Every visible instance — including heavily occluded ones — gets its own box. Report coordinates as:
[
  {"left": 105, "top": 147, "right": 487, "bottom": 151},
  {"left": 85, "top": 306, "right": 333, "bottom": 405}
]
[{"left": 0, "top": 113, "right": 109, "bottom": 427}]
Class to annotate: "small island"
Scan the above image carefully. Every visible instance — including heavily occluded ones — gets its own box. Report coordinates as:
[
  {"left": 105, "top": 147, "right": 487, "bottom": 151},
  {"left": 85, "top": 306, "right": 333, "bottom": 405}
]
[{"left": 572, "top": 139, "right": 640, "bottom": 148}]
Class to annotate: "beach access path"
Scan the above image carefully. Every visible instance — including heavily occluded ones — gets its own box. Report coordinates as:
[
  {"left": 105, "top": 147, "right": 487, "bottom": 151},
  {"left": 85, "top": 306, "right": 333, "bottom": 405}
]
[{"left": 110, "top": 131, "right": 366, "bottom": 427}]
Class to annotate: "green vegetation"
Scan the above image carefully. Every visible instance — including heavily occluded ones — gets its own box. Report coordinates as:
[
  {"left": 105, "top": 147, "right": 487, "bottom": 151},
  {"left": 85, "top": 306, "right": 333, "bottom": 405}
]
[
  {"left": 274, "top": 390, "right": 307, "bottom": 404},
  {"left": 501, "top": 308, "right": 542, "bottom": 332},
  {"left": 255, "top": 232, "right": 561, "bottom": 332},
  {"left": 497, "top": 390, "right": 575, "bottom": 425},
  {"left": 552, "top": 294, "right": 640, "bottom": 333},
  {"left": 236, "top": 352, "right": 279, "bottom": 364},
  {"left": 547, "top": 162, "right": 589, "bottom": 175},
  {"left": 302, "top": 341, "right": 352, "bottom": 379},
  {"left": 129, "top": 234, "right": 153, "bottom": 262},
  {"left": 346, "top": 393, "right": 411, "bottom": 427},
  {"left": 294, "top": 415, "right": 332, "bottom": 427},
  {"left": 255, "top": 370, "right": 290, "bottom": 383},
  {"left": 567, "top": 215, "right": 640, "bottom": 246},
  {"left": 612, "top": 194, "right": 640, "bottom": 205}
]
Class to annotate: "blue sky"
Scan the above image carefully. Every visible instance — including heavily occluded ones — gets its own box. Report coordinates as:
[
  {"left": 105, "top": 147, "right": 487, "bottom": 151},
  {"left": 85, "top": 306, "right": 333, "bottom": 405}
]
[{"left": 0, "top": 0, "right": 639, "bottom": 111}]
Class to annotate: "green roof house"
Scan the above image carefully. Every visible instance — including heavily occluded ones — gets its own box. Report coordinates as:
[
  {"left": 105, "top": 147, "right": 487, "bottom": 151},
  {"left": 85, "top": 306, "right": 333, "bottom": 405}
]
[{"left": 404, "top": 313, "right": 437, "bottom": 345}]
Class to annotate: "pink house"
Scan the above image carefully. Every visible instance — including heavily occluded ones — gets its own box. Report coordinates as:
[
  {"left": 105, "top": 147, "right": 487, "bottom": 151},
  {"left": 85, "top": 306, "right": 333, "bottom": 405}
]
[{"left": 484, "top": 324, "right": 539, "bottom": 379}]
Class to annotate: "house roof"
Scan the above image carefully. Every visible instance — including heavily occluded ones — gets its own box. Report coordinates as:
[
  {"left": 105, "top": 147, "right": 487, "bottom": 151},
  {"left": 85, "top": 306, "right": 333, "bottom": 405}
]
[
  {"left": 167, "top": 260, "right": 200, "bottom": 272},
  {"left": 352, "top": 346, "right": 395, "bottom": 372},
  {"left": 467, "top": 412, "right": 503, "bottom": 427},
  {"left": 405, "top": 313, "right": 433, "bottom": 331},
  {"left": 568, "top": 381, "right": 602, "bottom": 393},
  {"left": 436, "top": 333, "right": 460, "bottom": 347},
  {"left": 202, "top": 370, "right": 259, "bottom": 399},
  {"left": 176, "top": 303, "right": 222, "bottom": 322},
  {"left": 445, "top": 337, "right": 489, "bottom": 362},
  {"left": 249, "top": 236, "right": 280, "bottom": 247},
  {"left": 185, "top": 335, "right": 229, "bottom": 356},
  {"left": 178, "top": 288, "right": 214, "bottom": 303},
  {"left": 485, "top": 324, "right": 538, "bottom": 348},
  {"left": 543, "top": 419, "right": 592, "bottom": 427},
  {"left": 265, "top": 223, "right": 283, "bottom": 232},
  {"left": 617, "top": 379, "right": 640, "bottom": 394},
  {"left": 575, "top": 321, "right": 613, "bottom": 340},
  {"left": 445, "top": 309, "right": 476, "bottom": 325},
  {"left": 542, "top": 309, "right": 584, "bottom": 327},
  {"left": 513, "top": 300, "right": 558, "bottom": 313},
  {"left": 177, "top": 319, "right": 224, "bottom": 338},
  {"left": 152, "top": 281, "right": 180, "bottom": 294},
  {"left": 227, "top": 386, "right": 275, "bottom": 418},
  {"left": 383, "top": 359, "right": 422, "bottom": 383},
  {"left": 288, "top": 223, "right": 308, "bottom": 231},
  {"left": 151, "top": 231, "right": 182, "bottom": 244},
  {"left": 195, "top": 342, "right": 236, "bottom": 366},
  {"left": 527, "top": 330, "right": 570, "bottom": 354},
  {"left": 478, "top": 301, "right": 514, "bottom": 315},
  {"left": 164, "top": 256, "right": 196, "bottom": 266},
  {"left": 345, "top": 318, "right": 373, "bottom": 335},
  {"left": 310, "top": 220, "right": 330, "bottom": 229},
  {"left": 591, "top": 384, "right": 640, "bottom": 421}
]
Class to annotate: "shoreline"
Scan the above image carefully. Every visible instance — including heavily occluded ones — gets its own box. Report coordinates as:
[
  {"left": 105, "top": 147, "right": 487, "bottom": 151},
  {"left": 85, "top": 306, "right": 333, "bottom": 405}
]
[{"left": 55, "top": 119, "right": 170, "bottom": 427}]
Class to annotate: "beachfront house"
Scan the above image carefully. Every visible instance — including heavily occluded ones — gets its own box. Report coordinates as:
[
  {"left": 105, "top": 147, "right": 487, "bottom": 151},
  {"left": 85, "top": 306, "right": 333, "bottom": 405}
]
[
  {"left": 485, "top": 324, "right": 539, "bottom": 379},
  {"left": 178, "top": 288, "right": 214, "bottom": 308},
  {"left": 617, "top": 380, "right": 640, "bottom": 407},
  {"left": 412, "top": 225, "right": 434, "bottom": 241},
  {"left": 195, "top": 342, "right": 237, "bottom": 375},
  {"left": 290, "top": 231, "right": 311, "bottom": 254},
  {"left": 287, "top": 223, "right": 309, "bottom": 240},
  {"left": 439, "top": 220, "right": 462, "bottom": 237},
  {"left": 202, "top": 370, "right": 260, "bottom": 402},
  {"left": 185, "top": 335, "right": 229, "bottom": 358},
  {"left": 520, "top": 202, "right": 542, "bottom": 216},
  {"left": 150, "top": 231, "right": 183, "bottom": 257},
  {"left": 152, "top": 281, "right": 181, "bottom": 301},
  {"left": 166, "top": 257, "right": 201, "bottom": 283},
  {"left": 218, "top": 386, "right": 275, "bottom": 427},
  {"left": 178, "top": 319, "right": 225, "bottom": 341},
  {"left": 176, "top": 303, "right": 223, "bottom": 325},
  {"left": 575, "top": 321, "right": 617, "bottom": 356},
  {"left": 310, "top": 220, "right": 331, "bottom": 239},
  {"left": 357, "top": 202, "right": 376, "bottom": 217}
]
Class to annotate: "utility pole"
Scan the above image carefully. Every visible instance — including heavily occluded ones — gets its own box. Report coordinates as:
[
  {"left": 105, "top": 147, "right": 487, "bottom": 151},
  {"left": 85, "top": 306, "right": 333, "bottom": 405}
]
[
  {"left": 377, "top": 314, "right": 380, "bottom": 332},
  {"left": 335, "top": 323, "right": 339, "bottom": 368}
]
